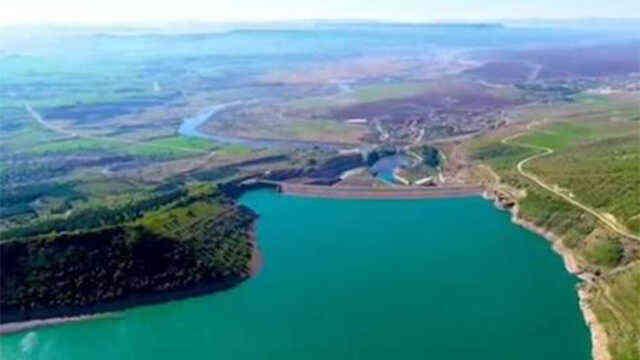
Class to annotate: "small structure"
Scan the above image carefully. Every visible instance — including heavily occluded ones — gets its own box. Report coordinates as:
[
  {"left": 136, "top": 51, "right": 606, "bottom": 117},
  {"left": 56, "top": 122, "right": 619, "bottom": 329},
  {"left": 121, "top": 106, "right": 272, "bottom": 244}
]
[
  {"left": 414, "top": 177, "right": 434, "bottom": 186},
  {"left": 392, "top": 169, "right": 411, "bottom": 186},
  {"left": 338, "top": 148, "right": 362, "bottom": 155},
  {"left": 346, "top": 118, "right": 368, "bottom": 124}
]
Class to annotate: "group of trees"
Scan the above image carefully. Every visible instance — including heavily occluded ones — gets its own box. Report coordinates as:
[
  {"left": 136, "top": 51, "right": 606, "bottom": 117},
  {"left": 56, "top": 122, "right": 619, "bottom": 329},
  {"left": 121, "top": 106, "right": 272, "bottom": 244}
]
[
  {"left": 420, "top": 145, "right": 441, "bottom": 168},
  {"left": 1, "top": 186, "right": 188, "bottom": 240},
  {"left": 0, "top": 183, "right": 256, "bottom": 322}
]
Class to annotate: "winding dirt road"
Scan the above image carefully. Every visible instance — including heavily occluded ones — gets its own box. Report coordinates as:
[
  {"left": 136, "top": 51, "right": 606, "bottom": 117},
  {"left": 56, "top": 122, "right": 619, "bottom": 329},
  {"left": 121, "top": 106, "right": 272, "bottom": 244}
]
[{"left": 502, "top": 124, "right": 640, "bottom": 242}]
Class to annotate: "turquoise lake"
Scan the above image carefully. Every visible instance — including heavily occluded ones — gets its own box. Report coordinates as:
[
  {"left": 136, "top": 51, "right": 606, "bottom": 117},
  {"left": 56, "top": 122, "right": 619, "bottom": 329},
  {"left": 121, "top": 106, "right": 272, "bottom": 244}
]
[{"left": 0, "top": 190, "right": 590, "bottom": 359}]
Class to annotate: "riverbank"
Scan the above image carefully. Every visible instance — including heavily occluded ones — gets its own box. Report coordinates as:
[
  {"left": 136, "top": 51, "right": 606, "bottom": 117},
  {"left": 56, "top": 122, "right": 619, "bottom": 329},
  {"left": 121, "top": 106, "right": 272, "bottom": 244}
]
[{"left": 484, "top": 189, "right": 610, "bottom": 360}]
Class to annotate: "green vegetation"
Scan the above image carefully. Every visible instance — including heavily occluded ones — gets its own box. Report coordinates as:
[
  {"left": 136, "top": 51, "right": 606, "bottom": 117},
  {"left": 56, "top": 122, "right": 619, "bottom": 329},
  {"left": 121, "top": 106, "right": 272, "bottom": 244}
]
[
  {"left": 123, "top": 136, "right": 215, "bottom": 159},
  {"left": 214, "top": 144, "right": 253, "bottom": 157},
  {"left": 0, "top": 184, "right": 187, "bottom": 240},
  {"left": 530, "top": 135, "right": 639, "bottom": 233},
  {"left": 420, "top": 145, "right": 442, "bottom": 168},
  {"left": 589, "top": 264, "right": 640, "bottom": 360},
  {"left": 139, "top": 200, "right": 226, "bottom": 238},
  {"left": 0, "top": 181, "right": 80, "bottom": 221},
  {"left": 27, "top": 135, "right": 216, "bottom": 159},
  {"left": 30, "top": 138, "right": 117, "bottom": 155},
  {"left": 144, "top": 136, "right": 215, "bottom": 150},
  {"left": 0, "top": 182, "right": 256, "bottom": 321},
  {"left": 468, "top": 140, "right": 537, "bottom": 172},
  {"left": 1, "top": 123, "right": 62, "bottom": 152},
  {"left": 583, "top": 232, "right": 624, "bottom": 267},
  {"left": 519, "top": 121, "right": 633, "bottom": 151},
  {"left": 73, "top": 177, "right": 142, "bottom": 197}
]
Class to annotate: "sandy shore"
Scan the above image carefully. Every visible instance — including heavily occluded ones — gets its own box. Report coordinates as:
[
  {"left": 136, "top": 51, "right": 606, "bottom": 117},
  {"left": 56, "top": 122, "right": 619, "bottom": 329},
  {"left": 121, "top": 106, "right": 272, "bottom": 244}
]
[
  {"left": 484, "top": 190, "right": 610, "bottom": 360},
  {"left": 248, "top": 227, "right": 264, "bottom": 276},
  {"left": 0, "top": 312, "right": 118, "bottom": 336}
]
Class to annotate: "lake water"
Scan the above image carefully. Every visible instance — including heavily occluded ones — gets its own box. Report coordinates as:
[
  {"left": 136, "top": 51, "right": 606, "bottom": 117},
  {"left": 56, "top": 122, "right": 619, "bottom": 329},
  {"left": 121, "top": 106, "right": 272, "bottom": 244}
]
[
  {"left": 370, "top": 154, "right": 414, "bottom": 184},
  {"left": 0, "top": 190, "right": 590, "bottom": 359}
]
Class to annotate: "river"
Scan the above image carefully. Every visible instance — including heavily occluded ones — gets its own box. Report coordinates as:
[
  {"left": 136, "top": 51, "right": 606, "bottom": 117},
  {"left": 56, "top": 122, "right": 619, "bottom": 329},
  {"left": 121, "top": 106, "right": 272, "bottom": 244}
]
[
  {"left": 0, "top": 190, "right": 590, "bottom": 359},
  {"left": 178, "top": 104, "right": 342, "bottom": 151}
]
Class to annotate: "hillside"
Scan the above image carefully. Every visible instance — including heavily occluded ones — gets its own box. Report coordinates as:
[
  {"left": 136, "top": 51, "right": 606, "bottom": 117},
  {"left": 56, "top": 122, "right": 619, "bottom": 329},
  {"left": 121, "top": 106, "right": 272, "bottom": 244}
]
[
  {"left": 466, "top": 93, "right": 640, "bottom": 360},
  {"left": 0, "top": 183, "right": 257, "bottom": 323}
]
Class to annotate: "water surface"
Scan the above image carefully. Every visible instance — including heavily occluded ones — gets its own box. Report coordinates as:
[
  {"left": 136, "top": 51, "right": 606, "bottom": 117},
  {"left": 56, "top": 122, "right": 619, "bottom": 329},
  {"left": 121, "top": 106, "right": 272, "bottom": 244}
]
[
  {"left": 0, "top": 190, "right": 590, "bottom": 359},
  {"left": 370, "top": 154, "right": 414, "bottom": 184}
]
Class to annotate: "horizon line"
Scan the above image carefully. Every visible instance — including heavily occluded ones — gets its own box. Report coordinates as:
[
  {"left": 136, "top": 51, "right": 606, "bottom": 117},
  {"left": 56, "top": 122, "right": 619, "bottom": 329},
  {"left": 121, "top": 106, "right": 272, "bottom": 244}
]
[{"left": 2, "top": 16, "right": 640, "bottom": 28}]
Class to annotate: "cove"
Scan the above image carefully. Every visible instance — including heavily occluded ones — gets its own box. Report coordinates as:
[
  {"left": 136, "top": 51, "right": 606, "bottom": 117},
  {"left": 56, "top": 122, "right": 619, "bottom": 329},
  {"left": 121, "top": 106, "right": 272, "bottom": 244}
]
[
  {"left": 370, "top": 153, "right": 414, "bottom": 184},
  {"left": 0, "top": 190, "right": 590, "bottom": 359}
]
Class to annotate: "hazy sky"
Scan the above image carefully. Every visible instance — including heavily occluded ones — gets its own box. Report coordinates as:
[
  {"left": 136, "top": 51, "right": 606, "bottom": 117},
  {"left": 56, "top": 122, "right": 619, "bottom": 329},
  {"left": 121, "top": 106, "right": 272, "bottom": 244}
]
[{"left": 3, "top": 0, "right": 640, "bottom": 25}]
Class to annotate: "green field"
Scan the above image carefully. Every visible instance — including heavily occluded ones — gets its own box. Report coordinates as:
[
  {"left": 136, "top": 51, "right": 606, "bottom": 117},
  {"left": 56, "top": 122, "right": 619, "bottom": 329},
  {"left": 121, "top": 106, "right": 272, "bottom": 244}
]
[
  {"left": 519, "top": 121, "right": 633, "bottom": 151},
  {"left": 123, "top": 136, "right": 216, "bottom": 159},
  {"left": 139, "top": 200, "right": 226, "bottom": 238},
  {"left": 213, "top": 144, "right": 253, "bottom": 157},
  {"left": 132, "top": 136, "right": 215, "bottom": 151},
  {"left": 30, "top": 138, "right": 117, "bottom": 155},
  {"left": 1, "top": 123, "right": 63, "bottom": 152},
  {"left": 29, "top": 136, "right": 218, "bottom": 160}
]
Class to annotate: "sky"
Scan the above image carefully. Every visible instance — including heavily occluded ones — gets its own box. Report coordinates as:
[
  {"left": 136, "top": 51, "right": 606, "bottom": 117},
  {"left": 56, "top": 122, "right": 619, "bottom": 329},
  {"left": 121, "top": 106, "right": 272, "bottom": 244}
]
[{"left": 2, "top": 0, "right": 640, "bottom": 26}]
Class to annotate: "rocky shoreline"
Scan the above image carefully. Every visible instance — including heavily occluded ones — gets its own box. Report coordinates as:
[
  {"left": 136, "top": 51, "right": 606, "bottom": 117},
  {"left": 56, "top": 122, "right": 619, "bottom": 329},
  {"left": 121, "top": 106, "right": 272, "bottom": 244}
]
[{"left": 484, "top": 189, "right": 610, "bottom": 360}]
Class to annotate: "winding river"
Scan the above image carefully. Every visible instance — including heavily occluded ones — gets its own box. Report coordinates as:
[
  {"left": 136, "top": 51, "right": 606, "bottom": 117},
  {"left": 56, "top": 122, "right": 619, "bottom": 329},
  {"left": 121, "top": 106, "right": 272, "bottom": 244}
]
[
  {"left": 0, "top": 190, "right": 590, "bottom": 359},
  {"left": 178, "top": 104, "right": 341, "bottom": 150}
]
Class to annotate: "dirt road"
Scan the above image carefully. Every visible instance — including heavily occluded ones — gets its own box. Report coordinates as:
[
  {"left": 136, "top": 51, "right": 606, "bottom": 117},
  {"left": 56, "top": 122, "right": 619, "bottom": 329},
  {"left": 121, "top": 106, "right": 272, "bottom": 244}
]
[{"left": 502, "top": 124, "right": 639, "bottom": 241}]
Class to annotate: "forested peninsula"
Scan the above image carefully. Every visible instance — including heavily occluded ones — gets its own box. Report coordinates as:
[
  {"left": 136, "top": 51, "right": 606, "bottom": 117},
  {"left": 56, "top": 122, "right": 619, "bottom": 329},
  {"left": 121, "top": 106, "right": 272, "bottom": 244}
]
[{"left": 1, "top": 183, "right": 256, "bottom": 323}]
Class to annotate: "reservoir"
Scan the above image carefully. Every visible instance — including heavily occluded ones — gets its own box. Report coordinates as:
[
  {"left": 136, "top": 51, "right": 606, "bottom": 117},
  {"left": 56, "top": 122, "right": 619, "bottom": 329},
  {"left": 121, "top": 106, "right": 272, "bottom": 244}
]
[
  {"left": 0, "top": 190, "right": 590, "bottom": 359},
  {"left": 369, "top": 154, "right": 414, "bottom": 184}
]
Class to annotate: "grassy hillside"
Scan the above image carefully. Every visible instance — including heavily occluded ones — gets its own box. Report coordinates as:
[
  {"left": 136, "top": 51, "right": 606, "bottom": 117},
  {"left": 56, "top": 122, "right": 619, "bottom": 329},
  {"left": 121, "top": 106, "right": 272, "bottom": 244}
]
[
  {"left": 467, "top": 93, "right": 640, "bottom": 359},
  {"left": 528, "top": 134, "right": 639, "bottom": 233},
  {"left": 590, "top": 265, "right": 640, "bottom": 360}
]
